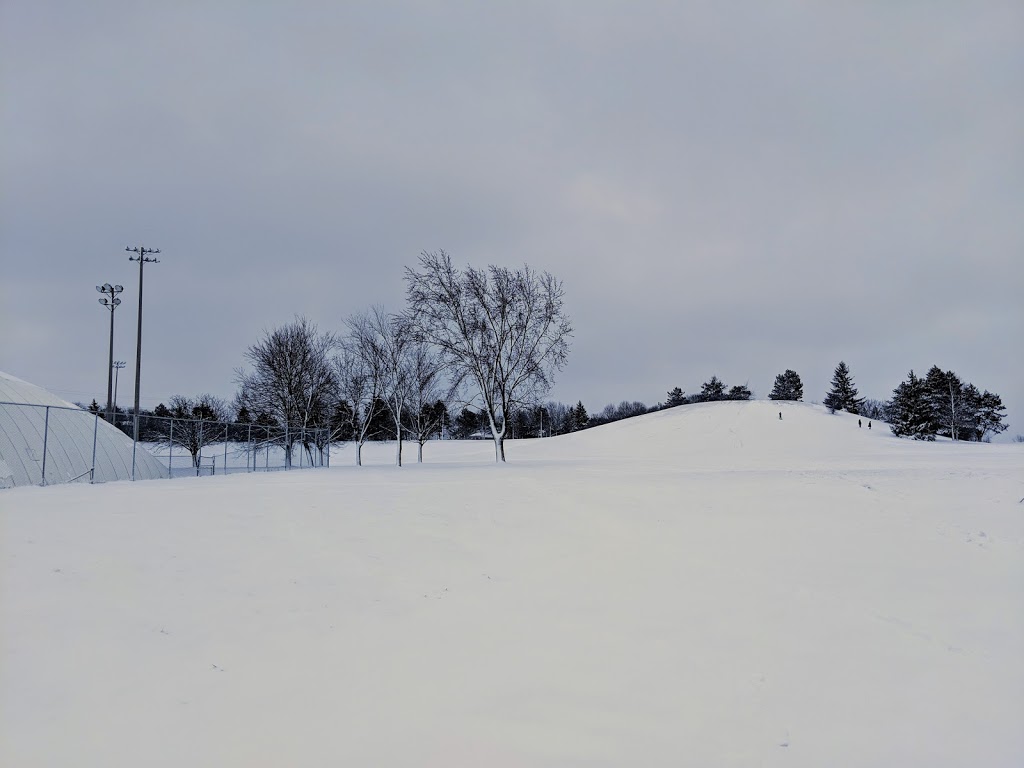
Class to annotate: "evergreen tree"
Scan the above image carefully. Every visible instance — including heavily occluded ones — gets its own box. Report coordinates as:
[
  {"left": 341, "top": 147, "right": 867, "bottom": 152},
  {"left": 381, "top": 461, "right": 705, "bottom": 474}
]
[
  {"left": 823, "top": 361, "right": 863, "bottom": 414},
  {"left": 87, "top": 399, "right": 100, "bottom": 414},
  {"left": 571, "top": 400, "right": 589, "bottom": 431},
  {"left": 768, "top": 369, "right": 803, "bottom": 401},
  {"left": 365, "top": 395, "right": 395, "bottom": 440},
  {"left": 564, "top": 407, "right": 578, "bottom": 433},
  {"left": 975, "top": 390, "right": 1008, "bottom": 442},
  {"left": 890, "top": 364, "right": 1006, "bottom": 442},
  {"left": 698, "top": 376, "right": 726, "bottom": 402},
  {"left": 235, "top": 405, "right": 252, "bottom": 424},
  {"left": 665, "top": 387, "right": 686, "bottom": 407},
  {"left": 923, "top": 366, "right": 972, "bottom": 440},
  {"left": 452, "top": 407, "right": 483, "bottom": 439},
  {"left": 888, "top": 371, "right": 933, "bottom": 440},
  {"left": 726, "top": 384, "right": 752, "bottom": 401},
  {"left": 330, "top": 400, "right": 356, "bottom": 441}
]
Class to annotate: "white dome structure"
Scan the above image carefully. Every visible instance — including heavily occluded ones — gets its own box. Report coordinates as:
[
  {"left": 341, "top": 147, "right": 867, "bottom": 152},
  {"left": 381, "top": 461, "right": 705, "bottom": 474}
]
[{"left": 0, "top": 371, "right": 168, "bottom": 488}]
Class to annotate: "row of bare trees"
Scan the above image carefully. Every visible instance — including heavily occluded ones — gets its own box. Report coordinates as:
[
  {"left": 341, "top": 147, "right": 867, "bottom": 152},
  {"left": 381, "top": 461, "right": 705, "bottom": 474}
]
[{"left": 233, "top": 251, "right": 573, "bottom": 464}]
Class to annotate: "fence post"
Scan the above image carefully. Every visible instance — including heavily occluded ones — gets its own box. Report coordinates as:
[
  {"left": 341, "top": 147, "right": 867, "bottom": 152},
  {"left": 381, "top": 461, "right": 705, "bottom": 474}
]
[
  {"left": 247, "top": 423, "right": 252, "bottom": 472},
  {"left": 131, "top": 412, "right": 138, "bottom": 481},
  {"left": 197, "top": 419, "right": 203, "bottom": 477},
  {"left": 326, "top": 428, "right": 330, "bottom": 468},
  {"left": 90, "top": 411, "right": 99, "bottom": 482},
  {"left": 265, "top": 425, "right": 270, "bottom": 471},
  {"left": 168, "top": 419, "right": 174, "bottom": 479},
  {"left": 40, "top": 406, "right": 51, "bottom": 486},
  {"left": 285, "top": 422, "right": 290, "bottom": 470}
]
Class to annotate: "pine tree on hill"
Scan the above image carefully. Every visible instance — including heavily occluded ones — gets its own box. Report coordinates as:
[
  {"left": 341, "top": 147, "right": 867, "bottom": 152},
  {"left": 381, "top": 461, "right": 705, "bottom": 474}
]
[
  {"left": 888, "top": 370, "right": 932, "bottom": 440},
  {"left": 889, "top": 365, "right": 1007, "bottom": 442},
  {"left": 698, "top": 376, "right": 726, "bottom": 402},
  {"left": 769, "top": 369, "right": 803, "bottom": 401},
  {"left": 922, "top": 366, "right": 972, "bottom": 441},
  {"left": 572, "top": 400, "right": 589, "bottom": 431},
  {"left": 727, "top": 384, "right": 752, "bottom": 401},
  {"left": 823, "top": 361, "right": 864, "bottom": 414},
  {"left": 975, "top": 390, "right": 1008, "bottom": 442},
  {"left": 665, "top": 387, "right": 686, "bottom": 407}
]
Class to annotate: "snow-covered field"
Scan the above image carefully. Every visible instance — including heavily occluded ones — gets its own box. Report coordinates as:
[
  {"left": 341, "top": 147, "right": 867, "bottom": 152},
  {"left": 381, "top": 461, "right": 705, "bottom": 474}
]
[{"left": 2, "top": 401, "right": 1022, "bottom": 766}]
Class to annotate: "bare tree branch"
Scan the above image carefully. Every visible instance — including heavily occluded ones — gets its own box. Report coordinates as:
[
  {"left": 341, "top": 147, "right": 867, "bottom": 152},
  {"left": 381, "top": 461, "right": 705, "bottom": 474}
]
[{"left": 405, "top": 251, "right": 572, "bottom": 462}]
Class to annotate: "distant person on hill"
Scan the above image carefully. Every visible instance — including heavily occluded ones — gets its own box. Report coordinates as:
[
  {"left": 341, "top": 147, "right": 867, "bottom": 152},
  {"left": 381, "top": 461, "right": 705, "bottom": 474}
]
[
  {"left": 868, "top": 421, "right": 872, "bottom": 430},
  {"left": 779, "top": 412, "right": 782, "bottom": 420},
  {"left": 858, "top": 419, "right": 862, "bottom": 428}
]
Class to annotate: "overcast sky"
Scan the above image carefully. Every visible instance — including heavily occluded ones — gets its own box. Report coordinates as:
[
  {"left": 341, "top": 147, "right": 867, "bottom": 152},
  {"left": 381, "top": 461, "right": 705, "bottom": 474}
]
[{"left": 2, "top": 1, "right": 1022, "bottom": 435}]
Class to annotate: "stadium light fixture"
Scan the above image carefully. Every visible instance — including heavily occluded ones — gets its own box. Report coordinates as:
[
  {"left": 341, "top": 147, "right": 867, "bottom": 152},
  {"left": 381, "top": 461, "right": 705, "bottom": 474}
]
[{"left": 96, "top": 283, "right": 124, "bottom": 422}]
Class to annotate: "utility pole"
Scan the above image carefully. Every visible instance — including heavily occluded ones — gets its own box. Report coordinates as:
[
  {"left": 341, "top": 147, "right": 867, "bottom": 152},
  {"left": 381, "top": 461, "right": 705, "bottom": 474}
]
[{"left": 127, "top": 245, "right": 160, "bottom": 478}]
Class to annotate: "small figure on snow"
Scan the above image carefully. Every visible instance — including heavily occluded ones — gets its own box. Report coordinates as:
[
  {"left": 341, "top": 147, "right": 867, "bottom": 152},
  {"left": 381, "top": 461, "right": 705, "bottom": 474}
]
[
  {"left": 858, "top": 419, "right": 862, "bottom": 428},
  {"left": 868, "top": 421, "right": 872, "bottom": 430},
  {"left": 778, "top": 412, "right": 782, "bottom": 420}
]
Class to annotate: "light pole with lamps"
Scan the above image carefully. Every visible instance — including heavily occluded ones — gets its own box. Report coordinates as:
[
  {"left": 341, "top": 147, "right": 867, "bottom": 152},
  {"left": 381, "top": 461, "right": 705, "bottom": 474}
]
[
  {"left": 112, "top": 360, "right": 126, "bottom": 427},
  {"left": 96, "top": 283, "right": 123, "bottom": 422}
]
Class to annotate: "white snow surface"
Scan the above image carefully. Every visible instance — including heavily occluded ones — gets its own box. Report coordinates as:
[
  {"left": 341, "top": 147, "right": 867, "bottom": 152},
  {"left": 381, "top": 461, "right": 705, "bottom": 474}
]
[{"left": 2, "top": 401, "right": 1022, "bottom": 766}]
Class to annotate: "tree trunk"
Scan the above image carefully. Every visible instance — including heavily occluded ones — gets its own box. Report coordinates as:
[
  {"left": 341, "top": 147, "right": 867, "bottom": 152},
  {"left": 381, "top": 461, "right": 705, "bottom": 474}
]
[
  {"left": 356, "top": 441, "right": 362, "bottom": 466},
  {"left": 396, "top": 431, "right": 403, "bottom": 467},
  {"left": 417, "top": 442, "right": 423, "bottom": 463},
  {"left": 494, "top": 434, "right": 505, "bottom": 462}
]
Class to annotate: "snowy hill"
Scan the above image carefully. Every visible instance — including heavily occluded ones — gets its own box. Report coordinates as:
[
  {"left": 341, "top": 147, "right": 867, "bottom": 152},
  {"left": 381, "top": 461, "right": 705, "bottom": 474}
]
[
  {"left": 2, "top": 401, "right": 1022, "bottom": 767},
  {"left": 520, "top": 400, "right": 898, "bottom": 467}
]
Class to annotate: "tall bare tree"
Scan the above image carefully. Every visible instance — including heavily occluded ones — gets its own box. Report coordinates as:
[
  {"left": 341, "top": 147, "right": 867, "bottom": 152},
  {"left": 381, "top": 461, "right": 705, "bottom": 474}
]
[
  {"left": 235, "top": 316, "right": 338, "bottom": 467},
  {"left": 335, "top": 337, "right": 383, "bottom": 467},
  {"left": 344, "top": 308, "right": 413, "bottom": 466},
  {"left": 405, "top": 250, "right": 572, "bottom": 462},
  {"left": 404, "top": 340, "right": 448, "bottom": 462}
]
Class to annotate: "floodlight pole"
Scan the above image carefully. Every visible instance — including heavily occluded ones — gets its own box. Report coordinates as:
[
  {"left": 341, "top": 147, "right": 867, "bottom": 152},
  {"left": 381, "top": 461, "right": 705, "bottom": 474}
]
[
  {"left": 112, "top": 360, "right": 126, "bottom": 424},
  {"left": 96, "top": 283, "right": 123, "bottom": 422},
  {"left": 127, "top": 245, "right": 160, "bottom": 478}
]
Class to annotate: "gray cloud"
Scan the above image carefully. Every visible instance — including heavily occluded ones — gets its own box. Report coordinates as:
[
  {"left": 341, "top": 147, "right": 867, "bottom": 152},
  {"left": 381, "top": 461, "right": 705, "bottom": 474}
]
[{"left": 2, "top": 1, "right": 1021, "bottom": 433}]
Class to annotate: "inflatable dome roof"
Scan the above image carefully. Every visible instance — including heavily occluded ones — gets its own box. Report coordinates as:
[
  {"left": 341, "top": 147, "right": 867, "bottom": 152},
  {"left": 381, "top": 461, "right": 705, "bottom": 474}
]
[{"left": 0, "top": 371, "right": 168, "bottom": 488}]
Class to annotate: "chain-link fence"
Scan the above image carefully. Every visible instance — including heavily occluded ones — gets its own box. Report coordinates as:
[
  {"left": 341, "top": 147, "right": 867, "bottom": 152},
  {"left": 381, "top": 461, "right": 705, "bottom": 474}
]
[
  {"left": 0, "top": 400, "right": 333, "bottom": 488},
  {"left": 118, "top": 413, "right": 333, "bottom": 479}
]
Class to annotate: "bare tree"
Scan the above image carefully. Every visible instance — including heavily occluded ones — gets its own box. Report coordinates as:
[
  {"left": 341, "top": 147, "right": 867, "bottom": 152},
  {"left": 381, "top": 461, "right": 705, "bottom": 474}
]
[
  {"left": 404, "top": 340, "right": 448, "bottom": 462},
  {"left": 545, "top": 400, "right": 571, "bottom": 436},
  {"left": 235, "top": 316, "right": 338, "bottom": 467},
  {"left": 334, "top": 339, "right": 383, "bottom": 467},
  {"left": 151, "top": 394, "right": 230, "bottom": 470},
  {"left": 343, "top": 308, "right": 414, "bottom": 466},
  {"left": 405, "top": 251, "right": 572, "bottom": 461}
]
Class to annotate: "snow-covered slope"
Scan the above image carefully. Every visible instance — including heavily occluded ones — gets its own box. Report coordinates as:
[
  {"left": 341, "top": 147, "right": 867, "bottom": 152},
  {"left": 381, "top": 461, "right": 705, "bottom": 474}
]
[{"left": 2, "top": 402, "right": 1022, "bottom": 767}]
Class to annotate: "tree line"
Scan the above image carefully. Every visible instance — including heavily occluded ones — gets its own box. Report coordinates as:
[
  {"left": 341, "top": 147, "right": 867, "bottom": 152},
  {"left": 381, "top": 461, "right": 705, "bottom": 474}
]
[
  {"left": 112, "top": 354, "right": 1005, "bottom": 467},
  {"left": 83, "top": 255, "right": 1008, "bottom": 457},
  {"left": 558, "top": 361, "right": 1006, "bottom": 442},
  {"left": 230, "top": 252, "right": 572, "bottom": 465}
]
